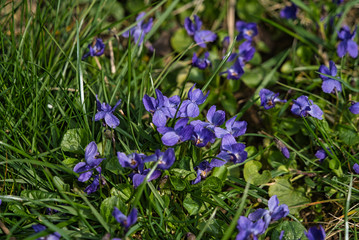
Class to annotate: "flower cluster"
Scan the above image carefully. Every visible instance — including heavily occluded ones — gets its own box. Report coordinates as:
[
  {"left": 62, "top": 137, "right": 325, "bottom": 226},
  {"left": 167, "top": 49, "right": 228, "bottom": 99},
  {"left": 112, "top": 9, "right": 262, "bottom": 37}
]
[{"left": 236, "top": 195, "right": 289, "bottom": 239}]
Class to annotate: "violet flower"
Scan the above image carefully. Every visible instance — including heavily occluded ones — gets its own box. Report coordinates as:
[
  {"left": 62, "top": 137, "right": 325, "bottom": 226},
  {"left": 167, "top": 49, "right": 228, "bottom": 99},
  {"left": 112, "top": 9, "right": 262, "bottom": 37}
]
[
  {"left": 191, "top": 124, "right": 216, "bottom": 148},
  {"left": 180, "top": 84, "right": 209, "bottom": 118},
  {"left": 190, "top": 105, "right": 225, "bottom": 131},
  {"left": 113, "top": 207, "right": 138, "bottom": 231},
  {"left": 248, "top": 195, "right": 289, "bottom": 230},
  {"left": 353, "top": 163, "right": 359, "bottom": 174},
  {"left": 227, "top": 41, "right": 256, "bottom": 67},
  {"left": 337, "top": 26, "right": 358, "bottom": 58},
  {"left": 236, "top": 216, "right": 265, "bottom": 240},
  {"left": 184, "top": 15, "right": 217, "bottom": 48},
  {"left": 143, "top": 89, "right": 180, "bottom": 127},
  {"left": 280, "top": 3, "right": 297, "bottom": 20},
  {"left": 315, "top": 148, "right": 331, "bottom": 163},
  {"left": 259, "top": 89, "right": 287, "bottom": 109},
  {"left": 220, "top": 58, "right": 245, "bottom": 80},
  {"left": 192, "top": 52, "right": 211, "bottom": 69},
  {"left": 192, "top": 161, "right": 212, "bottom": 184},
  {"left": 236, "top": 21, "right": 258, "bottom": 41},
  {"left": 305, "top": 225, "right": 326, "bottom": 240},
  {"left": 157, "top": 118, "right": 194, "bottom": 146},
  {"left": 144, "top": 148, "right": 175, "bottom": 170},
  {"left": 82, "top": 38, "right": 105, "bottom": 60},
  {"left": 318, "top": 60, "right": 342, "bottom": 93},
  {"left": 117, "top": 152, "right": 145, "bottom": 171},
  {"left": 73, "top": 142, "right": 104, "bottom": 182},
  {"left": 349, "top": 102, "right": 359, "bottom": 114},
  {"left": 122, "top": 12, "right": 153, "bottom": 45},
  {"left": 214, "top": 115, "right": 247, "bottom": 138},
  {"left": 132, "top": 169, "right": 162, "bottom": 188},
  {"left": 32, "top": 224, "right": 61, "bottom": 240},
  {"left": 210, "top": 134, "right": 247, "bottom": 167},
  {"left": 291, "top": 95, "right": 323, "bottom": 120},
  {"left": 84, "top": 174, "right": 103, "bottom": 194},
  {"left": 95, "top": 95, "right": 122, "bottom": 128}
]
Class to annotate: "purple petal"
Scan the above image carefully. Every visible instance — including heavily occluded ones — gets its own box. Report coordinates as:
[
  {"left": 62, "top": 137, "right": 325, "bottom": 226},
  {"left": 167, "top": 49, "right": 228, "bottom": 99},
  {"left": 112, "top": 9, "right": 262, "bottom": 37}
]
[
  {"left": 268, "top": 195, "right": 279, "bottom": 212},
  {"left": 113, "top": 207, "right": 127, "bottom": 223},
  {"left": 308, "top": 104, "right": 323, "bottom": 120},
  {"left": 186, "top": 102, "right": 200, "bottom": 118},
  {"left": 349, "top": 102, "right": 359, "bottom": 114},
  {"left": 353, "top": 163, "right": 359, "bottom": 174},
  {"left": 162, "top": 132, "right": 180, "bottom": 146},
  {"left": 127, "top": 208, "right": 138, "bottom": 227},
  {"left": 347, "top": 40, "right": 358, "bottom": 58},
  {"left": 153, "top": 110, "right": 167, "bottom": 127},
  {"left": 78, "top": 170, "right": 93, "bottom": 182},
  {"left": 105, "top": 113, "right": 120, "bottom": 128},
  {"left": 248, "top": 208, "right": 268, "bottom": 221},
  {"left": 322, "top": 79, "right": 342, "bottom": 93},
  {"left": 133, "top": 174, "right": 146, "bottom": 188},
  {"left": 143, "top": 94, "right": 156, "bottom": 112},
  {"left": 94, "top": 111, "right": 106, "bottom": 121},
  {"left": 337, "top": 41, "right": 347, "bottom": 58}
]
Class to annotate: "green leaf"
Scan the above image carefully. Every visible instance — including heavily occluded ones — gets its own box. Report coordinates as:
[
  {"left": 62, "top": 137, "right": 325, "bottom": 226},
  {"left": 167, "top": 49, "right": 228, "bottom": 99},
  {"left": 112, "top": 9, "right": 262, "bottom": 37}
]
[
  {"left": 243, "top": 161, "right": 271, "bottom": 185},
  {"left": 53, "top": 176, "right": 70, "bottom": 192},
  {"left": 212, "top": 165, "right": 228, "bottom": 182},
  {"left": 100, "top": 196, "right": 126, "bottom": 223},
  {"left": 241, "top": 69, "right": 263, "bottom": 88},
  {"left": 170, "top": 168, "right": 196, "bottom": 181},
  {"left": 60, "top": 128, "right": 88, "bottom": 153},
  {"left": 8, "top": 203, "right": 29, "bottom": 216},
  {"left": 169, "top": 176, "right": 186, "bottom": 191},
  {"left": 104, "top": 156, "right": 122, "bottom": 174},
  {"left": 268, "top": 176, "right": 310, "bottom": 215},
  {"left": 183, "top": 194, "right": 200, "bottom": 215},
  {"left": 338, "top": 124, "right": 359, "bottom": 146},
  {"left": 272, "top": 221, "right": 307, "bottom": 240},
  {"left": 201, "top": 176, "right": 222, "bottom": 192},
  {"left": 170, "top": 28, "right": 193, "bottom": 53},
  {"left": 111, "top": 185, "right": 132, "bottom": 202},
  {"left": 197, "top": 219, "right": 225, "bottom": 238},
  {"left": 62, "top": 158, "right": 78, "bottom": 168},
  {"left": 21, "top": 190, "right": 58, "bottom": 200}
]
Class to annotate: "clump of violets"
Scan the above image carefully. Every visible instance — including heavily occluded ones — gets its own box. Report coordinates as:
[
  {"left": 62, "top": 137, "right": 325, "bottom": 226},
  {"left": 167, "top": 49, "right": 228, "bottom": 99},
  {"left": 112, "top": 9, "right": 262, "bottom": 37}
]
[
  {"left": 337, "top": 25, "right": 358, "bottom": 58},
  {"left": 235, "top": 21, "right": 258, "bottom": 41},
  {"left": 32, "top": 224, "right": 61, "bottom": 240},
  {"left": 184, "top": 15, "right": 217, "bottom": 48},
  {"left": 291, "top": 95, "right": 323, "bottom": 120},
  {"left": 280, "top": 3, "right": 297, "bottom": 20},
  {"left": 349, "top": 101, "right": 359, "bottom": 114},
  {"left": 192, "top": 52, "right": 211, "bottom": 69},
  {"left": 248, "top": 195, "right": 289, "bottom": 230},
  {"left": 112, "top": 208, "right": 138, "bottom": 232},
  {"left": 259, "top": 89, "right": 287, "bottom": 109},
  {"left": 305, "top": 225, "right": 326, "bottom": 240},
  {"left": 122, "top": 12, "right": 153, "bottom": 45},
  {"left": 82, "top": 38, "right": 105, "bottom": 60},
  {"left": 318, "top": 60, "right": 342, "bottom": 93},
  {"left": 95, "top": 95, "right": 122, "bottom": 128}
]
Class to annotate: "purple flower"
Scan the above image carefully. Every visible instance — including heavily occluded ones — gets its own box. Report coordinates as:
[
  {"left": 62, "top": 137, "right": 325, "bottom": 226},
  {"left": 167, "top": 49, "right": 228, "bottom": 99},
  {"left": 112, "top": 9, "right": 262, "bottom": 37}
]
[
  {"left": 122, "top": 12, "right": 153, "bottom": 45},
  {"left": 132, "top": 169, "right": 162, "bottom": 188},
  {"left": 144, "top": 148, "right": 175, "bottom": 170},
  {"left": 192, "top": 105, "right": 225, "bottom": 130},
  {"left": 143, "top": 89, "right": 180, "bottom": 127},
  {"left": 236, "top": 216, "right": 265, "bottom": 240},
  {"left": 192, "top": 52, "right": 211, "bottom": 69},
  {"left": 82, "top": 38, "right": 105, "bottom": 60},
  {"left": 259, "top": 89, "right": 287, "bottom": 110},
  {"left": 210, "top": 134, "right": 247, "bottom": 167},
  {"left": 32, "top": 224, "right": 61, "bottom": 240},
  {"left": 248, "top": 195, "right": 289, "bottom": 230},
  {"left": 228, "top": 41, "right": 256, "bottom": 67},
  {"left": 184, "top": 15, "right": 217, "bottom": 48},
  {"left": 337, "top": 26, "right": 358, "bottom": 58},
  {"left": 180, "top": 84, "right": 209, "bottom": 118},
  {"left": 349, "top": 102, "right": 359, "bottom": 114},
  {"left": 214, "top": 116, "right": 247, "bottom": 138},
  {"left": 333, "top": 0, "right": 343, "bottom": 4},
  {"left": 280, "top": 3, "right": 297, "bottom": 20},
  {"left": 318, "top": 61, "right": 342, "bottom": 93},
  {"left": 95, "top": 95, "right": 122, "bottom": 128},
  {"left": 220, "top": 58, "right": 245, "bottom": 80},
  {"left": 305, "top": 225, "right": 326, "bottom": 240},
  {"left": 84, "top": 174, "right": 102, "bottom": 194},
  {"left": 236, "top": 21, "right": 258, "bottom": 41},
  {"left": 353, "top": 163, "right": 359, "bottom": 174},
  {"left": 291, "top": 95, "right": 323, "bottom": 120},
  {"left": 191, "top": 124, "right": 216, "bottom": 147},
  {"left": 157, "top": 118, "right": 194, "bottom": 146},
  {"left": 192, "top": 161, "right": 212, "bottom": 184},
  {"left": 117, "top": 152, "right": 144, "bottom": 171},
  {"left": 73, "top": 142, "right": 104, "bottom": 182},
  {"left": 112, "top": 207, "right": 138, "bottom": 231},
  {"left": 315, "top": 148, "right": 331, "bottom": 163}
]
